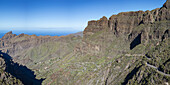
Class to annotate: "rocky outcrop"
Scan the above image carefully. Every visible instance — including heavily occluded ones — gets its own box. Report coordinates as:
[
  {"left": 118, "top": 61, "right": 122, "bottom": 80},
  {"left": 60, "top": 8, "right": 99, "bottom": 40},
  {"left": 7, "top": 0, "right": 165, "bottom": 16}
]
[
  {"left": 0, "top": 1, "right": 169, "bottom": 85},
  {"left": 163, "top": 0, "right": 170, "bottom": 9},
  {"left": 0, "top": 32, "right": 59, "bottom": 56},
  {"left": 84, "top": 0, "right": 170, "bottom": 38},
  {"left": 0, "top": 31, "right": 82, "bottom": 66},
  {"left": 83, "top": 0, "right": 170, "bottom": 52},
  {"left": 0, "top": 53, "right": 23, "bottom": 85},
  {"left": 83, "top": 16, "right": 109, "bottom": 38},
  {"left": 1, "top": 31, "right": 16, "bottom": 40},
  {"left": 0, "top": 51, "right": 44, "bottom": 85}
]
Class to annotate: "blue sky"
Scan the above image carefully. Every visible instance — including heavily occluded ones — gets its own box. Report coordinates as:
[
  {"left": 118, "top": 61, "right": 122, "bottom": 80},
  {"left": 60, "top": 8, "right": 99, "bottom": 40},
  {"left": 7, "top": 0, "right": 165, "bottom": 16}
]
[{"left": 0, "top": 0, "right": 166, "bottom": 32}]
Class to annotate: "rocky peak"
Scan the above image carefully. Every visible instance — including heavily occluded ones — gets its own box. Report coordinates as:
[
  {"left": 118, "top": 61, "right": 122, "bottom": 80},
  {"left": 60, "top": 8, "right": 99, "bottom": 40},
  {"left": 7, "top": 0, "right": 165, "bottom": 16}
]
[
  {"left": 163, "top": 0, "right": 170, "bottom": 9},
  {"left": 6, "top": 31, "right": 13, "bottom": 34},
  {"left": 18, "top": 33, "right": 28, "bottom": 37},
  {"left": 117, "top": 11, "right": 144, "bottom": 16},
  {"left": 83, "top": 0, "right": 170, "bottom": 38},
  {"left": 83, "top": 16, "right": 109, "bottom": 38},
  {"left": 98, "top": 16, "right": 108, "bottom": 26},
  {"left": 87, "top": 16, "right": 108, "bottom": 26},
  {"left": 100, "top": 16, "right": 108, "bottom": 21},
  {"left": 2, "top": 31, "right": 16, "bottom": 40}
]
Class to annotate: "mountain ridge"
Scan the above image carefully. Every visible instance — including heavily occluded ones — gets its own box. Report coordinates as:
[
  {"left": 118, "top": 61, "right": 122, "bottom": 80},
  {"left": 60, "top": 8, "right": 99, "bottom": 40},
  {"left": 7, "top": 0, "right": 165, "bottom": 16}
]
[{"left": 0, "top": 0, "right": 169, "bottom": 85}]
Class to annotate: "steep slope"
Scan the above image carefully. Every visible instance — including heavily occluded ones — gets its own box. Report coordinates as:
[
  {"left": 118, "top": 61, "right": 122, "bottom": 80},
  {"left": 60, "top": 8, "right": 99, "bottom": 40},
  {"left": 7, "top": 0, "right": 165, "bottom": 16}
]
[
  {"left": 0, "top": 56, "right": 23, "bottom": 85},
  {"left": 125, "top": 38, "right": 170, "bottom": 85},
  {"left": 0, "top": 31, "right": 59, "bottom": 57},
  {"left": 41, "top": 0, "right": 169, "bottom": 84},
  {"left": 0, "top": 31, "right": 83, "bottom": 84},
  {"left": 0, "top": 51, "right": 44, "bottom": 85},
  {"left": 0, "top": 0, "right": 169, "bottom": 85},
  {"left": 82, "top": 0, "right": 170, "bottom": 55},
  {"left": 51, "top": 0, "right": 170, "bottom": 84}
]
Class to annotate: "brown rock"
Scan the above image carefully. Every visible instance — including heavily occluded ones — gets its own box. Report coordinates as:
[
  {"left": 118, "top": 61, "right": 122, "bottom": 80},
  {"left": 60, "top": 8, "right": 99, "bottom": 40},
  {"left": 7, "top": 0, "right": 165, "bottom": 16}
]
[
  {"left": 87, "top": 16, "right": 108, "bottom": 26},
  {"left": 163, "top": 0, "right": 170, "bottom": 9},
  {"left": 83, "top": 16, "right": 109, "bottom": 38},
  {"left": 2, "top": 31, "right": 16, "bottom": 40},
  {"left": 83, "top": 0, "right": 170, "bottom": 38}
]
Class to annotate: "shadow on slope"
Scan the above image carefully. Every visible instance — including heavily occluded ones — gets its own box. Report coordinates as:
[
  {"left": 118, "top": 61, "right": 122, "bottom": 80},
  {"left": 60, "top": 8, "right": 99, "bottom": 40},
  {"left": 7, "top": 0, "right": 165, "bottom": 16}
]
[
  {"left": 130, "top": 33, "right": 142, "bottom": 50},
  {"left": 0, "top": 50, "right": 45, "bottom": 85},
  {"left": 122, "top": 65, "right": 142, "bottom": 85}
]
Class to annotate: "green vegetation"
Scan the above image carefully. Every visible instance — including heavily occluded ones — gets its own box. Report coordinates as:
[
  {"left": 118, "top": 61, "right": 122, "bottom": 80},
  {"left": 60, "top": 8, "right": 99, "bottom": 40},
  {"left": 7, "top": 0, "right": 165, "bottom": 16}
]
[
  {"left": 0, "top": 2, "right": 169, "bottom": 84},
  {"left": 0, "top": 58, "right": 23, "bottom": 85}
]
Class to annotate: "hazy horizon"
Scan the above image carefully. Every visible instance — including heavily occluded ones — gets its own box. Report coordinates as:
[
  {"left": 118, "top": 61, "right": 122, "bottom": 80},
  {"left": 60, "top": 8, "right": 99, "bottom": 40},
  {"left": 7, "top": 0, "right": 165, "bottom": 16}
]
[
  {"left": 0, "top": 0, "right": 166, "bottom": 33},
  {"left": 0, "top": 27, "right": 83, "bottom": 38},
  {"left": 0, "top": 0, "right": 169, "bottom": 84}
]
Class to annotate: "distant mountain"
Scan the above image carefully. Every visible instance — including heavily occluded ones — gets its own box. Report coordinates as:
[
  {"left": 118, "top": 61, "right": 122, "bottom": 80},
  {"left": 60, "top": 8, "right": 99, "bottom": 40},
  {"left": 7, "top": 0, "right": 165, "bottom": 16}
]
[{"left": 0, "top": 0, "right": 169, "bottom": 85}]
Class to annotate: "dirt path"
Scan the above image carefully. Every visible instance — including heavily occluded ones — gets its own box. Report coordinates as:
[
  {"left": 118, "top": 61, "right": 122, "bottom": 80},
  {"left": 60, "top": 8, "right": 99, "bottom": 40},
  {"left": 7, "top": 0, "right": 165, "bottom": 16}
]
[
  {"left": 125, "top": 54, "right": 170, "bottom": 77},
  {"left": 146, "top": 62, "right": 170, "bottom": 77}
]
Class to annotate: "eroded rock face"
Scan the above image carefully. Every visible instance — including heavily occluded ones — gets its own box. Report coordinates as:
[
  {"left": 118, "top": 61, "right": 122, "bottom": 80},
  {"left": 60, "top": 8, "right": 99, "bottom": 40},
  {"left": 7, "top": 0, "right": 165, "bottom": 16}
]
[
  {"left": 74, "top": 0, "right": 170, "bottom": 57},
  {"left": 163, "top": 0, "right": 170, "bottom": 9},
  {"left": 82, "top": 0, "right": 170, "bottom": 53},
  {"left": 0, "top": 1, "right": 169, "bottom": 85},
  {"left": 84, "top": 1, "right": 170, "bottom": 38},
  {"left": 83, "top": 16, "right": 109, "bottom": 38},
  {"left": 0, "top": 54, "right": 23, "bottom": 85},
  {"left": 0, "top": 32, "right": 59, "bottom": 56},
  {"left": 2, "top": 31, "right": 16, "bottom": 40}
]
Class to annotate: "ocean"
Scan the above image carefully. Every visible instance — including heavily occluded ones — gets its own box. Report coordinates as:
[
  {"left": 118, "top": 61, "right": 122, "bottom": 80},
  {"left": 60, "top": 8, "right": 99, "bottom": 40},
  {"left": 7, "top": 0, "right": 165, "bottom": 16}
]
[
  {"left": 0, "top": 30, "right": 81, "bottom": 38},
  {"left": 0, "top": 33, "right": 4, "bottom": 38}
]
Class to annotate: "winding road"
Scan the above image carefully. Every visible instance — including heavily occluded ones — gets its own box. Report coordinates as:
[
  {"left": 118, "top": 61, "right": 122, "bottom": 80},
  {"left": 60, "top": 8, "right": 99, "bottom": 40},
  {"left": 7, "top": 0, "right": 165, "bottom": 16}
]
[
  {"left": 125, "top": 54, "right": 170, "bottom": 77},
  {"left": 146, "top": 62, "right": 170, "bottom": 77}
]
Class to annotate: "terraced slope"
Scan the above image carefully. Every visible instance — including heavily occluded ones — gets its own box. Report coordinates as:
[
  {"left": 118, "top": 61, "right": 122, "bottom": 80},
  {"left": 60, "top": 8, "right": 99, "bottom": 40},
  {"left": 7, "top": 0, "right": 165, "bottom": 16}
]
[{"left": 0, "top": 0, "right": 169, "bottom": 85}]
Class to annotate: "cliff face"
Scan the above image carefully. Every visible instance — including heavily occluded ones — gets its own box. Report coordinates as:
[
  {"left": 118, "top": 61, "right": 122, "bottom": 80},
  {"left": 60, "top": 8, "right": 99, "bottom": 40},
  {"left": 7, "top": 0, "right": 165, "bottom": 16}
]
[
  {"left": 0, "top": 53, "right": 23, "bottom": 85},
  {"left": 0, "top": 31, "right": 82, "bottom": 66},
  {"left": 0, "top": 0, "right": 169, "bottom": 85},
  {"left": 81, "top": 0, "right": 170, "bottom": 56},
  {"left": 0, "top": 31, "right": 83, "bottom": 85},
  {"left": 84, "top": 16, "right": 109, "bottom": 38},
  {"left": 0, "top": 51, "right": 44, "bottom": 85},
  {"left": 84, "top": 1, "right": 170, "bottom": 37},
  {"left": 75, "top": 1, "right": 170, "bottom": 84},
  {"left": 0, "top": 31, "right": 59, "bottom": 57},
  {"left": 164, "top": 0, "right": 170, "bottom": 8},
  {"left": 1, "top": 31, "right": 16, "bottom": 40}
]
